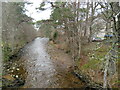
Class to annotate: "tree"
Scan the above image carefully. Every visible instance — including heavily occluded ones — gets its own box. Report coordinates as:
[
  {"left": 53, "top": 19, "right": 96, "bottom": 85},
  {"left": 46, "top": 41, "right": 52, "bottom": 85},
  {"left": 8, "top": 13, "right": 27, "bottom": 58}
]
[
  {"left": 98, "top": 2, "right": 120, "bottom": 88},
  {"left": 2, "top": 2, "right": 36, "bottom": 62}
]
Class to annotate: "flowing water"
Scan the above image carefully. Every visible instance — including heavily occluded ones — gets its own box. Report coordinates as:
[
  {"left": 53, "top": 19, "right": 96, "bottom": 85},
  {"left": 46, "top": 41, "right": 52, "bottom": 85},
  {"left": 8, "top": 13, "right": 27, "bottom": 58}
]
[{"left": 18, "top": 37, "right": 84, "bottom": 88}]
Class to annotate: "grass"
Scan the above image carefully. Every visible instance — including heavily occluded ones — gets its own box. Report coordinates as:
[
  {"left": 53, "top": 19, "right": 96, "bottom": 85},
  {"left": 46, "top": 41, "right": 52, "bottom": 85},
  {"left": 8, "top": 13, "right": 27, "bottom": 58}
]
[
  {"left": 80, "top": 42, "right": 108, "bottom": 69},
  {"left": 75, "top": 40, "right": 119, "bottom": 88},
  {"left": 81, "top": 59, "right": 102, "bottom": 70}
]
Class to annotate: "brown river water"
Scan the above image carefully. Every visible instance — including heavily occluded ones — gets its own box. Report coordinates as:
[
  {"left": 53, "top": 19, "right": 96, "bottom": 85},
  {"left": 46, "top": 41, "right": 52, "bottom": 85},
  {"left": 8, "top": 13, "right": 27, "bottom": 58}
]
[{"left": 17, "top": 37, "right": 85, "bottom": 88}]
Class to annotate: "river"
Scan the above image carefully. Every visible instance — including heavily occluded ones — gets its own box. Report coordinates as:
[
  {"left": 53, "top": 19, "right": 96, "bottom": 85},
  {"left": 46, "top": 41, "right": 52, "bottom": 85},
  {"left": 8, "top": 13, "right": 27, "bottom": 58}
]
[{"left": 18, "top": 37, "right": 84, "bottom": 88}]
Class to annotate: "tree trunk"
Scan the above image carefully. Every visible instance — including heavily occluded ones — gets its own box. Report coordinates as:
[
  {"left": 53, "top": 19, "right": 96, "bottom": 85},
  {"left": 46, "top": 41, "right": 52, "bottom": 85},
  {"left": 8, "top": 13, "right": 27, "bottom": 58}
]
[
  {"left": 84, "top": 2, "right": 89, "bottom": 37},
  {"left": 88, "top": 26, "right": 92, "bottom": 43},
  {"left": 88, "top": 2, "right": 94, "bottom": 43},
  {"left": 103, "top": 55, "right": 109, "bottom": 88}
]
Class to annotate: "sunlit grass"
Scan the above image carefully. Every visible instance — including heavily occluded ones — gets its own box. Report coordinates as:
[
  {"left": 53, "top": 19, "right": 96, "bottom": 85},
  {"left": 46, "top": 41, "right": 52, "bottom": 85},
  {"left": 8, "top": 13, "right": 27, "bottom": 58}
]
[{"left": 81, "top": 59, "right": 102, "bottom": 70}]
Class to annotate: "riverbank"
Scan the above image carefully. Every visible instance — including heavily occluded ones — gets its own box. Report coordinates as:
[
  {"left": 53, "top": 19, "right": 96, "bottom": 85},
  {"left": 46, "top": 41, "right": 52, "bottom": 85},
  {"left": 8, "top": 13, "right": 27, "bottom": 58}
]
[
  {"left": 2, "top": 38, "right": 37, "bottom": 88},
  {"left": 47, "top": 40, "right": 105, "bottom": 89},
  {"left": 47, "top": 40, "right": 85, "bottom": 88},
  {"left": 2, "top": 44, "right": 27, "bottom": 88}
]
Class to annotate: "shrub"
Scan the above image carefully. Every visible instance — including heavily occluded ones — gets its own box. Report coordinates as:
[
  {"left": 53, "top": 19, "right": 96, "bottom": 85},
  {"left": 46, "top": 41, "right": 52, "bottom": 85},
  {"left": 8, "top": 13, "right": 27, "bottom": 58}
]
[{"left": 53, "top": 31, "right": 58, "bottom": 40}]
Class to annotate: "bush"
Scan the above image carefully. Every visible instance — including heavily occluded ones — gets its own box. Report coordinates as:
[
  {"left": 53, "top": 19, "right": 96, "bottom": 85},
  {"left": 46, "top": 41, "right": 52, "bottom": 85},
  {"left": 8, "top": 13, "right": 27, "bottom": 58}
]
[
  {"left": 2, "top": 43, "right": 12, "bottom": 62},
  {"left": 53, "top": 31, "right": 58, "bottom": 40}
]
